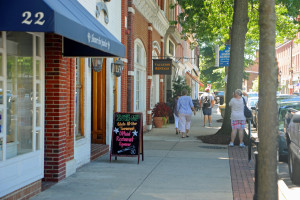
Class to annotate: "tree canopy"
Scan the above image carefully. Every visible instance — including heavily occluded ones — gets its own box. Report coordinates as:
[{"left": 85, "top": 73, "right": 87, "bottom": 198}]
[{"left": 174, "top": 0, "right": 299, "bottom": 47}]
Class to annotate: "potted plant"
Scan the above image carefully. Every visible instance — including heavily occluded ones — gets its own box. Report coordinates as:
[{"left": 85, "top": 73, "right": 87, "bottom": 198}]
[{"left": 152, "top": 102, "right": 172, "bottom": 128}]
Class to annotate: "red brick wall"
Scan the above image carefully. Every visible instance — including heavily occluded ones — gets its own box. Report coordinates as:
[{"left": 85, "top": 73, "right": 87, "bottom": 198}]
[
  {"left": 146, "top": 24, "right": 153, "bottom": 126},
  {"left": 245, "top": 60, "right": 259, "bottom": 91},
  {"left": 1, "top": 180, "right": 41, "bottom": 200},
  {"left": 121, "top": 0, "right": 128, "bottom": 112},
  {"left": 126, "top": 0, "right": 135, "bottom": 112},
  {"left": 44, "top": 33, "right": 75, "bottom": 182}
]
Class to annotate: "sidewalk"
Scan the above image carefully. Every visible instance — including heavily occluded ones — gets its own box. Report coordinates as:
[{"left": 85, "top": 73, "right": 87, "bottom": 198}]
[{"left": 31, "top": 107, "right": 251, "bottom": 200}]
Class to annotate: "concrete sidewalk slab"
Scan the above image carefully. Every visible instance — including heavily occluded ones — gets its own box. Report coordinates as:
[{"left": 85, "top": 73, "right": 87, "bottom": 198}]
[{"left": 32, "top": 107, "right": 232, "bottom": 200}]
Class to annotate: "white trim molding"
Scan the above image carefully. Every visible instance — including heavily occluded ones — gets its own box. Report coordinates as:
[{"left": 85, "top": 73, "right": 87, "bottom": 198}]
[
  {"left": 160, "top": 79, "right": 164, "bottom": 82},
  {"left": 128, "top": 71, "right": 135, "bottom": 76},
  {"left": 128, "top": 7, "right": 135, "bottom": 14},
  {"left": 152, "top": 41, "right": 161, "bottom": 53},
  {"left": 133, "top": 0, "right": 169, "bottom": 36}
]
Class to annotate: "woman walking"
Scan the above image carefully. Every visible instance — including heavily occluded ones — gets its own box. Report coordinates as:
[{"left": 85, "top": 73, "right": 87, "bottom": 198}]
[
  {"left": 173, "top": 93, "right": 180, "bottom": 134},
  {"left": 177, "top": 89, "right": 196, "bottom": 138},
  {"left": 228, "top": 89, "right": 248, "bottom": 147}
]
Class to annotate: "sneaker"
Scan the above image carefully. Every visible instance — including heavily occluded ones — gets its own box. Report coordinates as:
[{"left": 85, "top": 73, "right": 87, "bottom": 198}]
[
  {"left": 239, "top": 143, "right": 246, "bottom": 148},
  {"left": 209, "top": 123, "right": 212, "bottom": 127},
  {"left": 203, "top": 124, "right": 206, "bottom": 127},
  {"left": 228, "top": 142, "right": 234, "bottom": 147}
]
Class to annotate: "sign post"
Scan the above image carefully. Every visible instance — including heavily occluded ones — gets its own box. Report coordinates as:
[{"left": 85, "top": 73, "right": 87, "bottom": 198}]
[{"left": 110, "top": 112, "right": 144, "bottom": 164}]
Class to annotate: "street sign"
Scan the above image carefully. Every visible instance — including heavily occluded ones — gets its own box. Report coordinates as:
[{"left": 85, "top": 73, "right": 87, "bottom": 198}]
[{"left": 219, "top": 45, "right": 230, "bottom": 67}]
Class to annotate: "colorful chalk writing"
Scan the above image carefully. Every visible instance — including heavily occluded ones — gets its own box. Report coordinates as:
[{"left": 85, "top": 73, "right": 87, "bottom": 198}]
[{"left": 111, "top": 113, "right": 142, "bottom": 157}]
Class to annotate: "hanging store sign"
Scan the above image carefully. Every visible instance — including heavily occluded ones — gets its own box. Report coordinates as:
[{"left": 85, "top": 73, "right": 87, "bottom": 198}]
[{"left": 153, "top": 59, "right": 172, "bottom": 75}]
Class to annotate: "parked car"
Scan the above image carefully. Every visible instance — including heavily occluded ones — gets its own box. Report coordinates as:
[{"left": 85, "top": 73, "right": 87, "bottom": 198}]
[
  {"left": 214, "top": 91, "right": 224, "bottom": 105},
  {"left": 278, "top": 102, "right": 300, "bottom": 162},
  {"left": 247, "top": 97, "right": 258, "bottom": 128},
  {"left": 286, "top": 109, "right": 300, "bottom": 185},
  {"left": 252, "top": 95, "right": 300, "bottom": 129}
]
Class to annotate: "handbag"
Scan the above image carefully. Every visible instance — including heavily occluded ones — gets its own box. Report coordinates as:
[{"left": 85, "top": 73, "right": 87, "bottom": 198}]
[{"left": 242, "top": 97, "right": 253, "bottom": 119}]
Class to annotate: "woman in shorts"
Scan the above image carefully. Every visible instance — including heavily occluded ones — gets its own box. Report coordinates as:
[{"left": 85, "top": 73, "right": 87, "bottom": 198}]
[{"left": 228, "top": 89, "right": 248, "bottom": 147}]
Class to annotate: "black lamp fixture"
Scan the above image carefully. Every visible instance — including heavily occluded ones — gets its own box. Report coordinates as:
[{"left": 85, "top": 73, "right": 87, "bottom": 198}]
[
  {"left": 111, "top": 58, "right": 124, "bottom": 77},
  {"left": 91, "top": 58, "right": 103, "bottom": 72}
]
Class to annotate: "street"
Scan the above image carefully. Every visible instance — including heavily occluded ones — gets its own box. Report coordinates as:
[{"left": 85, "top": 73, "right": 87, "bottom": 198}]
[{"left": 245, "top": 122, "right": 300, "bottom": 200}]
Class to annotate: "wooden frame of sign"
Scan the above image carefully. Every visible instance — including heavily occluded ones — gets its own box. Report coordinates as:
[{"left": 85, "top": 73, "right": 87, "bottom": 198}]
[{"left": 110, "top": 112, "right": 144, "bottom": 164}]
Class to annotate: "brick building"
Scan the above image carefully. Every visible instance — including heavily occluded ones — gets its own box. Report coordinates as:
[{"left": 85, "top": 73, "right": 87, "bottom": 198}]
[
  {"left": 0, "top": 0, "right": 200, "bottom": 199},
  {"left": 0, "top": 0, "right": 124, "bottom": 199},
  {"left": 276, "top": 33, "right": 300, "bottom": 94}
]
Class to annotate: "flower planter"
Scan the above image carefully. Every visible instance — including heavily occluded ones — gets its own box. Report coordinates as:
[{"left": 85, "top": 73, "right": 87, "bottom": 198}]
[
  {"left": 153, "top": 117, "right": 163, "bottom": 128},
  {"left": 162, "top": 116, "right": 169, "bottom": 125}
]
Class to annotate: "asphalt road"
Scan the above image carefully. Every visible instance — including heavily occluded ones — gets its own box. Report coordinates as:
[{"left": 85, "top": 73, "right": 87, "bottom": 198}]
[{"left": 245, "top": 123, "right": 300, "bottom": 200}]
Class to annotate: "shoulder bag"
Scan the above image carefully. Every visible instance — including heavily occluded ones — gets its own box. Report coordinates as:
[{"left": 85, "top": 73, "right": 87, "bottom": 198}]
[{"left": 242, "top": 97, "right": 252, "bottom": 119}]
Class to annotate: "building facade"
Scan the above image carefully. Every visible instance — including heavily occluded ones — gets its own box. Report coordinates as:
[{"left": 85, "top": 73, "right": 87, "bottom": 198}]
[
  {"left": 0, "top": 0, "right": 124, "bottom": 199},
  {"left": 276, "top": 33, "right": 300, "bottom": 94},
  {"left": 0, "top": 0, "right": 200, "bottom": 199}
]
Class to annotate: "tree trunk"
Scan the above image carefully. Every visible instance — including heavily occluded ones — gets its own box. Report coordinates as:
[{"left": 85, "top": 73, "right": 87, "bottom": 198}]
[
  {"left": 218, "top": 0, "right": 249, "bottom": 135},
  {"left": 258, "top": 0, "right": 278, "bottom": 199}
]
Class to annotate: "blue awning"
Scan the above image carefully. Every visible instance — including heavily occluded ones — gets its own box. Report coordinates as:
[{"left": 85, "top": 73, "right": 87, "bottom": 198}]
[{"left": 0, "top": 0, "right": 125, "bottom": 57}]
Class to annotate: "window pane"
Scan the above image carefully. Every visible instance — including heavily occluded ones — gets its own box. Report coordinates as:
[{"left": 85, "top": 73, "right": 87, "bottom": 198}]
[
  {"left": 6, "top": 32, "right": 33, "bottom": 158},
  {"left": 0, "top": 138, "right": 3, "bottom": 161},
  {"left": 0, "top": 81, "right": 3, "bottom": 104},
  {"left": 36, "top": 83, "right": 40, "bottom": 104},
  {"left": 36, "top": 107, "right": 40, "bottom": 127},
  {"left": 36, "top": 36, "right": 41, "bottom": 57},
  {"left": 75, "top": 58, "right": 82, "bottom": 138},
  {"left": 36, "top": 60, "right": 40, "bottom": 80},
  {"left": 36, "top": 130, "right": 40, "bottom": 150},
  {"left": 0, "top": 53, "right": 3, "bottom": 77},
  {"left": 0, "top": 32, "right": 2, "bottom": 48}
]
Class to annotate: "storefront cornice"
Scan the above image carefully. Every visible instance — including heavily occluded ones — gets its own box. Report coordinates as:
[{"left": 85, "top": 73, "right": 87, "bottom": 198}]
[
  {"left": 166, "top": 26, "right": 182, "bottom": 45},
  {"left": 133, "top": 0, "right": 169, "bottom": 36}
]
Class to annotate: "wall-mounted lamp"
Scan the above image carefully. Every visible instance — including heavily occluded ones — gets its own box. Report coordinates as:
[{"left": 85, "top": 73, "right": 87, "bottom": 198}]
[
  {"left": 111, "top": 58, "right": 124, "bottom": 77},
  {"left": 91, "top": 58, "right": 103, "bottom": 72}
]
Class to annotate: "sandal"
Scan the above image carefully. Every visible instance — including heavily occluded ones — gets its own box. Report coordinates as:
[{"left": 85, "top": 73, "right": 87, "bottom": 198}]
[
  {"left": 182, "top": 135, "right": 185, "bottom": 138},
  {"left": 186, "top": 134, "right": 189, "bottom": 137}
]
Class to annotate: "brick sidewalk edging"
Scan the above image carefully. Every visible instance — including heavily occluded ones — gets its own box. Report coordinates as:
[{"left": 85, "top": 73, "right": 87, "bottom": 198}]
[{"left": 229, "top": 147, "right": 255, "bottom": 200}]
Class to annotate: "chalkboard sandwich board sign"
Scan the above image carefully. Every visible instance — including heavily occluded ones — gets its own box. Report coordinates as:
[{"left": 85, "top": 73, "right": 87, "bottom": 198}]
[{"left": 110, "top": 112, "right": 144, "bottom": 164}]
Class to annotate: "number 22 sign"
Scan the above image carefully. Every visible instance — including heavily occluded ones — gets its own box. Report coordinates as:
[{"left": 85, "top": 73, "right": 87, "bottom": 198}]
[{"left": 22, "top": 11, "right": 45, "bottom": 25}]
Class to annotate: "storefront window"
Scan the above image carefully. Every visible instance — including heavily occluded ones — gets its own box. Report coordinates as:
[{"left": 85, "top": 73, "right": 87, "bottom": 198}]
[
  {"left": 75, "top": 58, "right": 83, "bottom": 139},
  {"left": 36, "top": 60, "right": 40, "bottom": 80},
  {"left": 136, "top": 71, "right": 140, "bottom": 110},
  {"left": 0, "top": 32, "right": 2, "bottom": 48},
  {"left": 6, "top": 32, "right": 34, "bottom": 158},
  {"left": 0, "top": 138, "right": 3, "bottom": 161}
]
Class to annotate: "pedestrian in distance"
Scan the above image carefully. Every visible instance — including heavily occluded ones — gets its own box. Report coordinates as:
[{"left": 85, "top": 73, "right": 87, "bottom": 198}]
[
  {"left": 177, "top": 89, "right": 196, "bottom": 138},
  {"left": 199, "top": 88, "right": 214, "bottom": 127},
  {"left": 228, "top": 89, "right": 248, "bottom": 148},
  {"left": 173, "top": 93, "right": 181, "bottom": 135}
]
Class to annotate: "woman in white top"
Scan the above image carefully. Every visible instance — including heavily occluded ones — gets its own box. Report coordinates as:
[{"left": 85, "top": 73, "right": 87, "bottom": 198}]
[{"left": 228, "top": 89, "right": 248, "bottom": 147}]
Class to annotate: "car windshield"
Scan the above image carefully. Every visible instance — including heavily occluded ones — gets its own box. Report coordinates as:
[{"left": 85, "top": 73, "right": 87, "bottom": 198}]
[
  {"left": 278, "top": 102, "right": 300, "bottom": 131},
  {"left": 215, "top": 91, "right": 224, "bottom": 95},
  {"left": 277, "top": 96, "right": 300, "bottom": 103}
]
